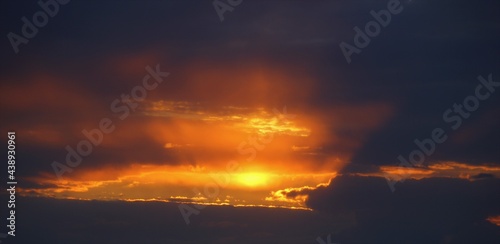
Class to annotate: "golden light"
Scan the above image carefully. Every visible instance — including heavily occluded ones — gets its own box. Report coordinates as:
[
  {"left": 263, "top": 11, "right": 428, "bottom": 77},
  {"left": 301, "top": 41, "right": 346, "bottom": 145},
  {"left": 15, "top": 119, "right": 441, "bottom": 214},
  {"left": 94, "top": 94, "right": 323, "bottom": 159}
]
[{"left": 237, "top": 172, "right": 270, "bottom": 187}]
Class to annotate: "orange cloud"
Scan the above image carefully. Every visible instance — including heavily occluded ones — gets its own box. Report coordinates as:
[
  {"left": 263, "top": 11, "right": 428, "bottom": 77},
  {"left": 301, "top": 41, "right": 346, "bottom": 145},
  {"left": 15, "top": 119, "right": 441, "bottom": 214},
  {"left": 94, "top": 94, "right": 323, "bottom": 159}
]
[
  {"left": 5, "top": 57, "right": 395, "bottom": 211},
  {"left": 21, "top": 163, "right": 337, "bottom": 209},
  {"left": 371, "top": 161, "right": 500, "bottom": 181},
  {"left": 487, "top": 215, "right": 500, "bottom": 227}
]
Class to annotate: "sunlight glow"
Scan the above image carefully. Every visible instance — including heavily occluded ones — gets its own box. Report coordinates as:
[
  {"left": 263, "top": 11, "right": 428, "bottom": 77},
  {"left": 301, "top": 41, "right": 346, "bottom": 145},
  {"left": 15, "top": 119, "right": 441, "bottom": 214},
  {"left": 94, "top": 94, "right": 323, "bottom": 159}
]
[{"left": 236, "top": 172, "right": 269, "bottom": 187}]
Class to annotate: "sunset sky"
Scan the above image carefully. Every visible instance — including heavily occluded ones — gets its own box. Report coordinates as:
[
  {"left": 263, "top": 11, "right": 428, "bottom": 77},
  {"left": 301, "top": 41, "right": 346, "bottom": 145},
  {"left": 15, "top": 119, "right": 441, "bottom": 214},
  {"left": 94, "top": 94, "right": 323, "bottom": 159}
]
[{"left": 1, "top": 0, "right": 499, "bottom": 243}]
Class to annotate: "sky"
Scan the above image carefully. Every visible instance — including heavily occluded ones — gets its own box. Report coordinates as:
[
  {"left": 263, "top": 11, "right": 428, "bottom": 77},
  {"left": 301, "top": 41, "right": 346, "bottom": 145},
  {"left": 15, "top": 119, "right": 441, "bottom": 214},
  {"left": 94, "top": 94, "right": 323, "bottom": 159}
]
[{"left": 0, "top": 0, "right": 499, "bottom": 243}]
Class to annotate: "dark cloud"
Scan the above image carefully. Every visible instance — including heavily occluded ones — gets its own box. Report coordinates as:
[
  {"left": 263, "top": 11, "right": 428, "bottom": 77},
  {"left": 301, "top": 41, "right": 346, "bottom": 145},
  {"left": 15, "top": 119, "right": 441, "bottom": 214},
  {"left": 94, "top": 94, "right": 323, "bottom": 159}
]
[
  {"left": 471, "top": 173, "right": 496, "bottom": 180},
  {"left": 0, "top": 0, "right": 499, "bottom": 242},
  {"left": 10, "top": 196, "right": 350, "bottom": 244},
  {"left": 306, "top": 175, "right": 500, "bottom": 243}
]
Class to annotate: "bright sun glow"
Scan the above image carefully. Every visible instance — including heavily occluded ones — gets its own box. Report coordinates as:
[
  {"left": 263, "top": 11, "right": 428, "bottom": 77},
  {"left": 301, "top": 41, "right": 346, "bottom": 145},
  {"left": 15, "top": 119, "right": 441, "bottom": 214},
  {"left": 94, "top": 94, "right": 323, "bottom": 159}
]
[{"left": 237, "top": 172, "right": 269, "bottom": 187}]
